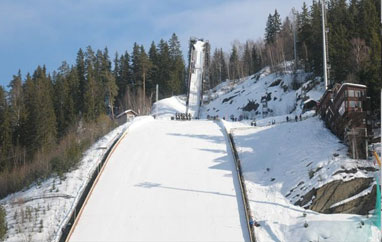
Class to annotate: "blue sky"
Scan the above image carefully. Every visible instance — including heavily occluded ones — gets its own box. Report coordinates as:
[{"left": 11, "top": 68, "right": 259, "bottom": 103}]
[{"left": 0, "top": 0, "right": 306, "bottom": 87}]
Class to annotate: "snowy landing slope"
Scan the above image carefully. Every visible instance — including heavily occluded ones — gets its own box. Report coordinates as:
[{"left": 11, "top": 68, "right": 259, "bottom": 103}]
[
  {"left": 230, "top": 117, "right": 380, "bottom": 242},
  {"left": 69, "top": 118, "right": 250, "bottom": 241}
]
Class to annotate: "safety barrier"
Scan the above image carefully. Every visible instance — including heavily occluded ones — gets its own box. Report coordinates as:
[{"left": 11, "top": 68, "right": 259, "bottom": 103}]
[
  {"left": 56, "top": 128, "right": 129, "bottom": 242},
  {"left": 218, "top": 120, "right": 256, "bottom": 242}
]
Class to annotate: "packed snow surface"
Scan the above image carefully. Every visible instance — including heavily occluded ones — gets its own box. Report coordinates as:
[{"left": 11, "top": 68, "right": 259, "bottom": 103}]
[
  {"left": 69, "top": 117, "right": 249, "bottom": 241},
  {"left": 152, "top": 95, "right": 187, "bottom": 119},
  {"left": 187, "top": 40, "right": 205, "bottom": 118}
]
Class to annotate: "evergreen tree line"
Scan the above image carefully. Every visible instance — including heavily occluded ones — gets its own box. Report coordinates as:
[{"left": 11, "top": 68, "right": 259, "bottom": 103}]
[
  {"left": 0, "top": 33, "right": 185, "bottom": 197},
  {"left": 206, "top": 0, "right": 380, "bottom": 110}
]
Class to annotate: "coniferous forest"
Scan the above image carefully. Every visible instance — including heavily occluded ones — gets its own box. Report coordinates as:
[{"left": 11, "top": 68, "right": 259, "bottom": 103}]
[
  {"left": 0, "top": 0, "right": 381, "bottom": 198},
  {"left": 0, "top": 33, "right": 185, "bottom": 198},
  {"left": 207, "top": 0, "right": 381, "bottom": 110}
]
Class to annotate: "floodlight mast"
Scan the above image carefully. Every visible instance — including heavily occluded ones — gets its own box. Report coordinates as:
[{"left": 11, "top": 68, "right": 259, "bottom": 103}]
[{"left": 321, "top": 0, "right": 328, "bottom": 90}]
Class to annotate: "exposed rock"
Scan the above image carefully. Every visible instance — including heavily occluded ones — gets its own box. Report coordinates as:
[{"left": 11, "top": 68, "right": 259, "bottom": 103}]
[
  {"left": 269, "top": 78, "right": 282, "bottom": 87},
  {"left": 329, "top": 185, "right": 376, "bottom": 215},
  {"left": 358, "top": 166, "right": 379, "bottom": 172},
  {"left": 242, "top": 100, "right": 259, "bottom": 112},
  {"left": 222, "top": 94, "right": 238, "bottom": 104},
  {"left": 332, "top": 168, "right": 358, "bottom": 176},
  {"left": 295, "top": 178, "right": 374, "bottom": 214}
]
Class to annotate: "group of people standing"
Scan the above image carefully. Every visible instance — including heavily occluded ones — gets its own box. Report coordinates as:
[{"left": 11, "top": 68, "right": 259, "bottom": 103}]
[
  {"left": 286, "top": 114, "right": 302, "bottom": 122},
  {"left": 174, "top": 113, "right": 191, "bottom": 120}
]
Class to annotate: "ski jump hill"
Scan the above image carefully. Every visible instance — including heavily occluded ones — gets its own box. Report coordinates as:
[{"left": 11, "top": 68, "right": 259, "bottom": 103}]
[
  {"left": 67, "top": 118, "right": 250, "bottom": 241},
  {"left": 186, "top": 39, "right": 206, "bottom": 119}
]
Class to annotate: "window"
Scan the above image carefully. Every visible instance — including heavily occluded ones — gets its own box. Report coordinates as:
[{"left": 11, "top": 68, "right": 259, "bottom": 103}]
[
  {"left": 348, "top": 90, "right": 355, "bottom": 97},
  {"left": 339, "top": 101, "right": 345, "bottom": 116},
  {"left": 349, "top": 101, "right": 362, "bottom": 109},
  {"left": 355, "top": 90, "right": 363, "bottom": 97},
  {"left": 349, "top": 101, "right": 357, "bottom": 108}
]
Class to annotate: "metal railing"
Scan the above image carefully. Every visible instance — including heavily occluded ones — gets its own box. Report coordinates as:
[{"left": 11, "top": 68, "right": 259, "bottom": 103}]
[
  {"left": 54, "top": 127, "right": 129, "bottom": 242},
  {"left": 218, "top": 120, "right": 256, "bottom": 242}
]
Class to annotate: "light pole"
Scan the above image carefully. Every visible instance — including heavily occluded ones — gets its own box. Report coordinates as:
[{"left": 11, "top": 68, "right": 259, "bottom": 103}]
[{"left": 321, "top": 0, "right": 328, "bottom": 90}]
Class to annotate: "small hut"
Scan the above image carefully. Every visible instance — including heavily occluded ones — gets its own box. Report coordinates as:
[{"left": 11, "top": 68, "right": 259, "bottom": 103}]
[
  {"left": 303, "top": 99, "right": 318, "bottom": 113},
  {"left": 116, "top": 109, "right": 138, "bottom": 125}
]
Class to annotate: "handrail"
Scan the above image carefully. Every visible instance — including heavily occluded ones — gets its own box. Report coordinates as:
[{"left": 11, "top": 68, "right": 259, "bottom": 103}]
[
  {"left": 218, "top": 120, "right": 256, "bottom": 242},
  {"left": 55, "top": 127, "right": 129, "bottom": 242}
]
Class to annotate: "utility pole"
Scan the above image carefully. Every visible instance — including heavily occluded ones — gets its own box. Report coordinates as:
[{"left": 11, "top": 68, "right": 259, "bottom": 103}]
[
  {"left": 155, "top": 84, "right": 159, "bottom": 103},
  {"left": 154, "top": 84, "right": 159, "bottom": 118},
  {"left": 321, "top": 0, "right": 329, "bottom": 90}
]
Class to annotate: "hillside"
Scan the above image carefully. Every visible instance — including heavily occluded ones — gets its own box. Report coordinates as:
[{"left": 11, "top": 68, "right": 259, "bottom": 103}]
[
  {"left": 153, "top": 66, "right": 381, "bottom": 241},
  {"left": 230, "top": 118, "right": 379, "bottom": 241},
  {"left": 202, "top": 66, "right": 323, "bottom": 120},
  {"left": 0, "top": 124, "right": 130, "bottom": 242}
]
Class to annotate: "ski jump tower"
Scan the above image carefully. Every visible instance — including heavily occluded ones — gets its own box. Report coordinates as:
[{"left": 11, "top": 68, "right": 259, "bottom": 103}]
[{"left": 186, "top": 38, "right": 208, "bottom": 119}]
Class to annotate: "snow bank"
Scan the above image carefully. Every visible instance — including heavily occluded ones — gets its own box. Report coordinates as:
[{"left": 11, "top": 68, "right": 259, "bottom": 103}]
[{"left": 152, "top": 95, "right": 187, "bottom": 119}]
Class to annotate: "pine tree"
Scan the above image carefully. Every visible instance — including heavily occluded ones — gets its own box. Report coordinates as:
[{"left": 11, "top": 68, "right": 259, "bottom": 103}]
[
  {"left": 265, "top": 9, "right": 282, "bottom": 44},
  {"left": 54, "top": 62, "right": 71, "bottom": 137},
  {"left": 265, "top": 13, "right": 275, "bottom": 44},
  {"left": 243, "top": 41, "right": 253, "bottom": 76},
  {"left": 297, "top": 2, "right": 312, "bottom": 71},
  {"left": 309, "top": 0, "right": 324, "bottom": 76},
  {"left": 54, "top": 62, "right": 78, "bottom": 137},
  {"left": 273, "top": 9, "right": 282, "bottom": 35},
  {"left": 210, "top": 48, "right": 220, "bottom": 88},
  {"left": 157, "top": 39, "right": 171, "bottom": 98},
  {"left": 148, "top": 41, "right": 159, "bottom": 95},
  {"left": 131, "top": 43, "right": 141, "bottom": 87},
  {"left": 229, "top": 46, "right": 240, "bottom": 80},
  {"left": 24, "top": 67, "right": 57, "bottom": 152},
  {"left": 116, "top": 51, "right": 131, "bottom": 111},
  {"left": 219, "top": 49, "right": 228, "bottom": 82},
  {"left": 100, "top": 48, "right": 118, "bottom": 117},
  {"left": 168, "top": 33, "right": 185, "bottom": 95},
  {"left": 83, "top": 46, "right": 98, "bottom": 121},
  {"left": 8, "top": 71, "right": 27, "bottom": 148},
  {"left": 0, "top": 86, "right": 12, "bottom": 171},
  {"left": 347, "top": 0, "right": 360, "bottom": 37},
  {"left": 138, "top": 45, "right": 151, "bottom": 109},
  {"left": 252, "top": 46, "right": 262, "bottom": 74},
  {"left": 76, "top": 48, "right": 86, "bottom": 113}
]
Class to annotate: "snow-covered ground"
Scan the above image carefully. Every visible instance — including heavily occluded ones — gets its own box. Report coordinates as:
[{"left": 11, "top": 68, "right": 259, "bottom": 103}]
[
  {"left": 187, "top": 40, "right": 205, "bottom": 118},
  {"left": 0, "top": 123, "right": 130, "bottom": 242},
  {"left": 152, "top": 95, "right": 187, "bottom": 119},
  {"left": 228, "top": 117, "right": 380, "bottom": 241},
  {"left": 2, "top": 63, "right": 379, "bottom": 241},
  {"left": 152, "top": 65, "right": 381, "bottom": 241},
  {"left": 202, "top": 67, "right": 322, "bottom": 120},
  {"left": 69, "top": 117, "right": 249, "bottom": 241}
]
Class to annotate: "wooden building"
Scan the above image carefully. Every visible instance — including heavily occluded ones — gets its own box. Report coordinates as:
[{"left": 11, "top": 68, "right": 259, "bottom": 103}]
[
  {"left": 115, "top": 109, "right": 138, "bottom": 125},
  {"left": 303, "top": 99, "right": 318, "bottom": 113},
  {"left": 318, "top": 83, "right": 371, "bottom": 159}
]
